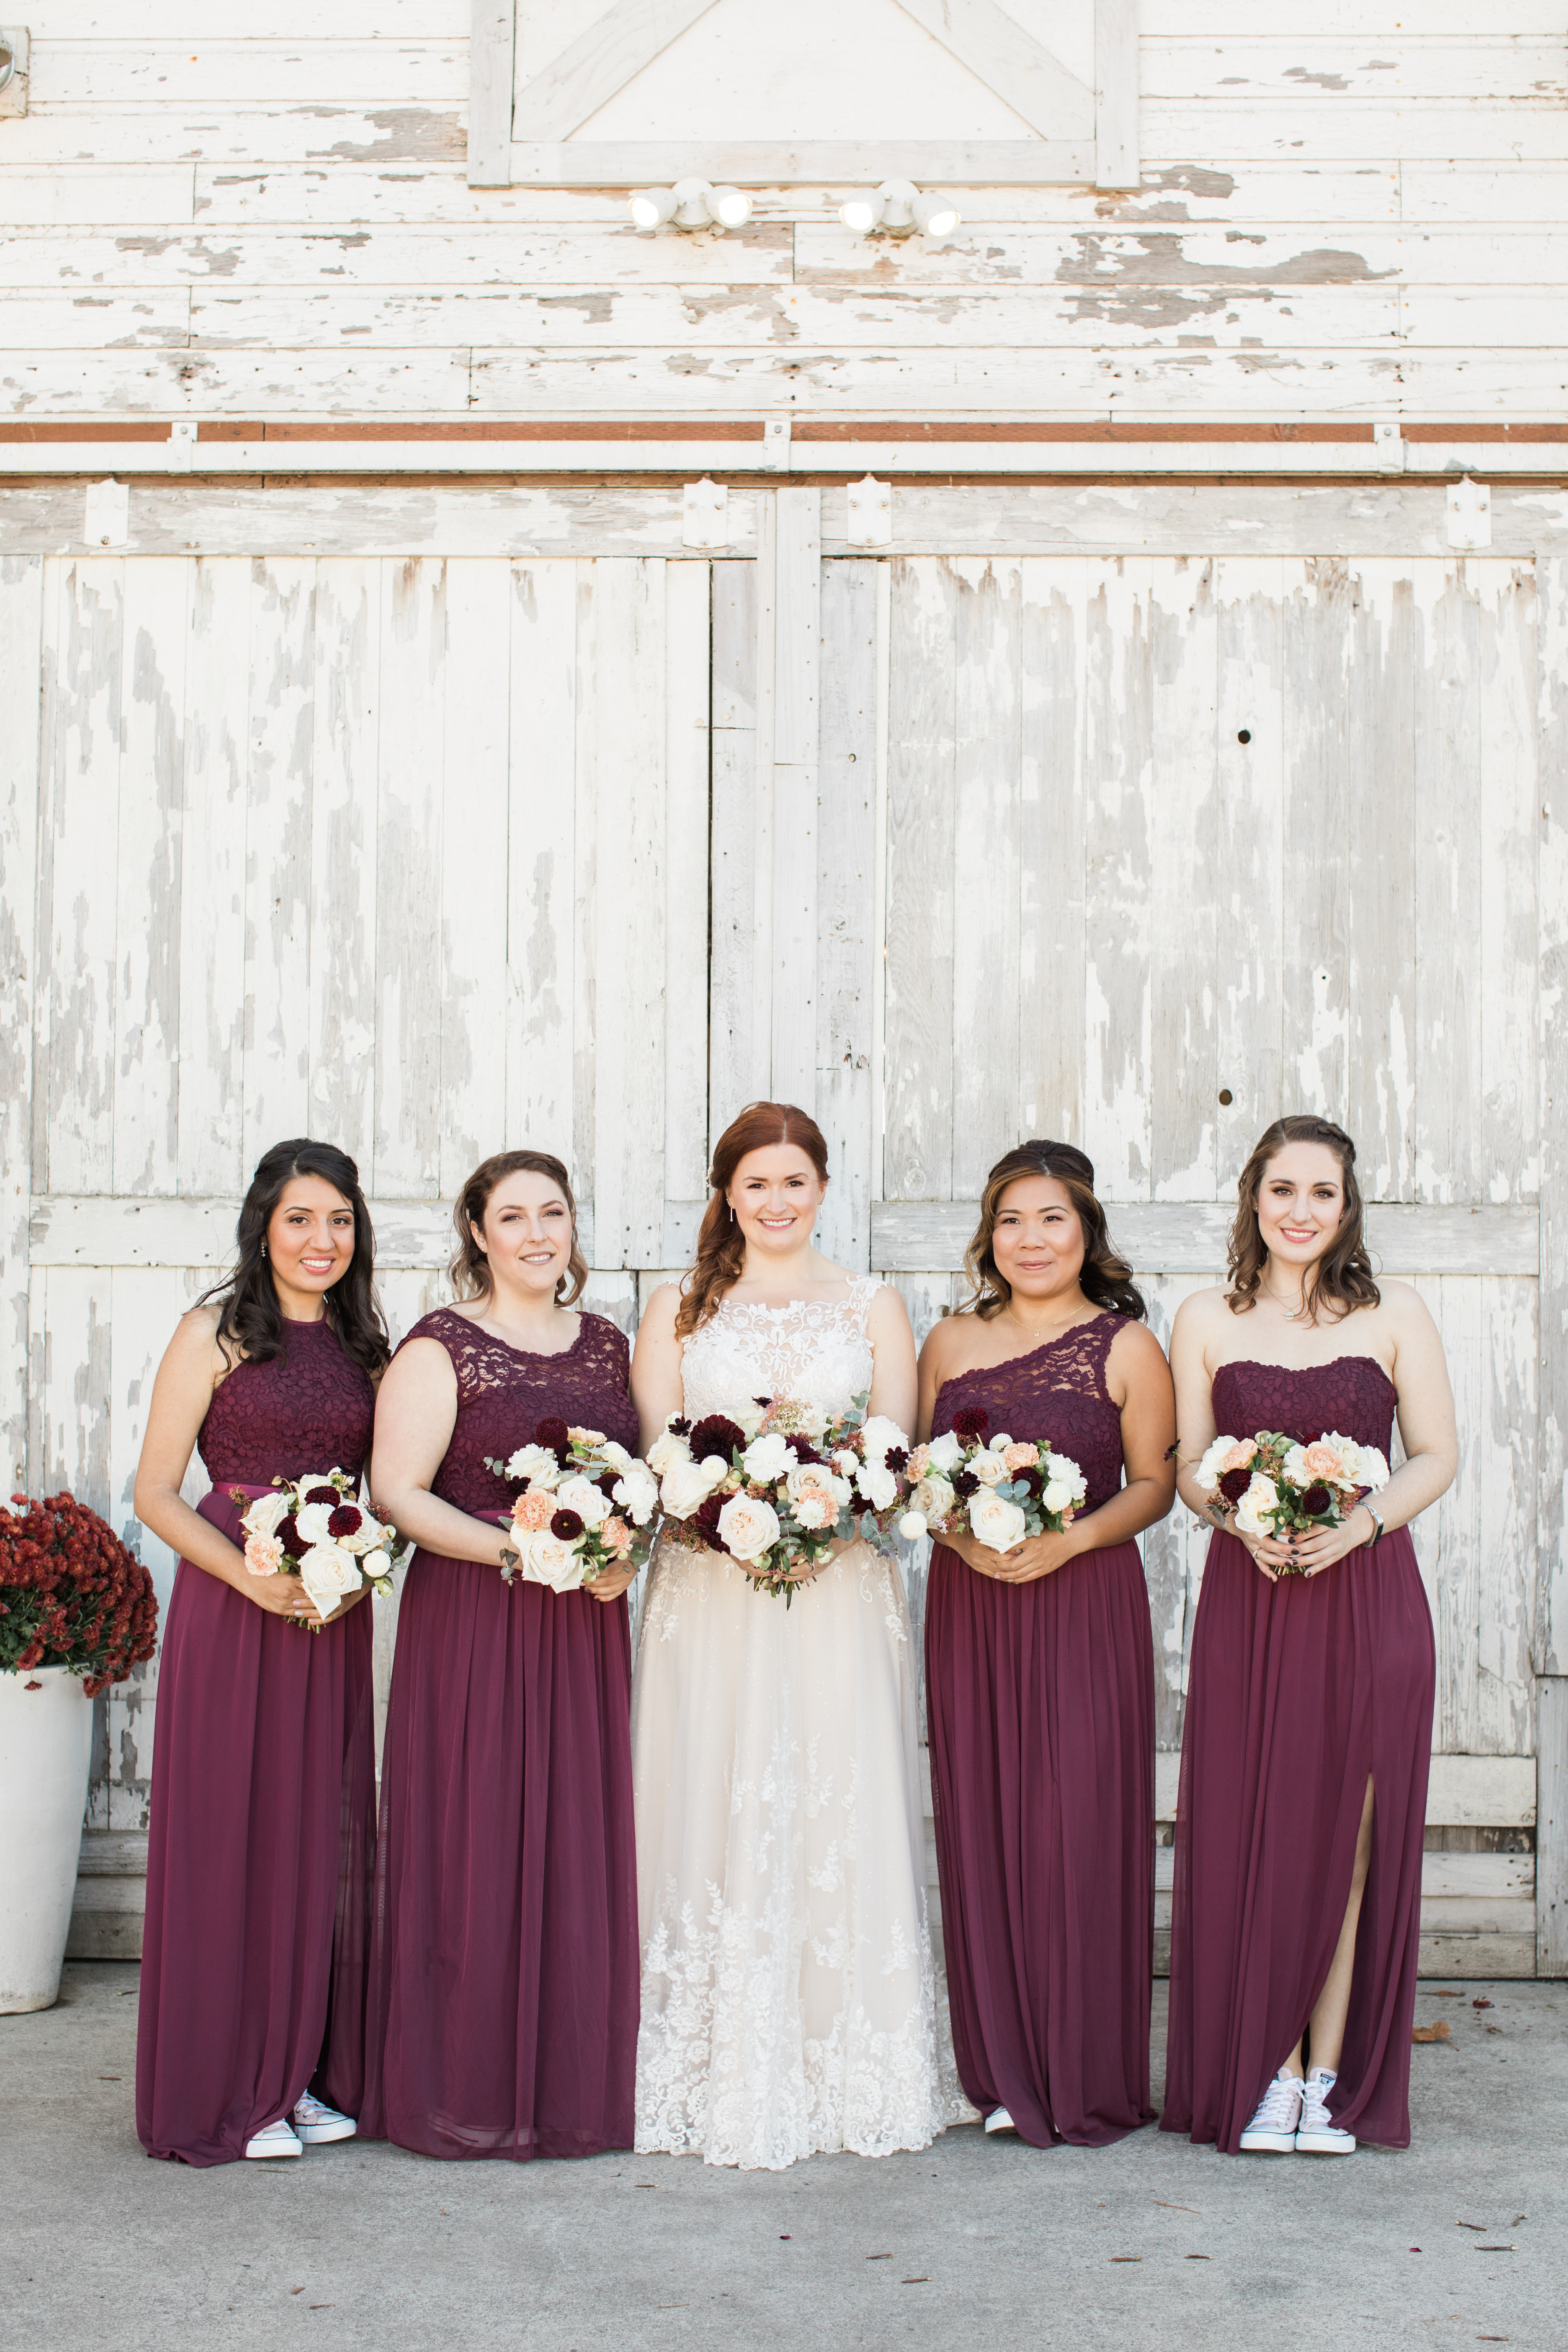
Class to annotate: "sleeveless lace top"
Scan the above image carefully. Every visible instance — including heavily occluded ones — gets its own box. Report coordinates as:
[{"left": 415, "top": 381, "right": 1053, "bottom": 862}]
[
  {"left": 1211, "top": 1354, "right": 1397, "bottom": 1457},
  {"left": 681, "top": 1275, "right": 880, "bottom": 1422},
  {"left": 197, "top": 1314, "right": 375, "bottom": 1489},
  {"left": 399, "top": 1307, "right": 638, "bottom": 1516},
  {"left": 932, "top": 1313, "right": 1128, "bottom": 1512}
]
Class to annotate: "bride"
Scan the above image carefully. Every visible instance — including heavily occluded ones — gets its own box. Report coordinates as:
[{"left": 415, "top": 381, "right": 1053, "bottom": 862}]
[{"left": 630, "top": 1100, "right": 959, "bottom": 2169}]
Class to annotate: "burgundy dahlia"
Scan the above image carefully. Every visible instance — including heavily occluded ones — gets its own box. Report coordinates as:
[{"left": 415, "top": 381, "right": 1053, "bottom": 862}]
[
  {"left": 534, "top": 1418, "right": 571, "bottom": 1453},
  {"left": 1299, "top": 1483, "right": 1333, "bottom": 1519},
  {"left": 953, "top": 1469, "right": 980, "bottom": 1500},
  {"left": 952, "top": 1407, "right": 990, "bottom": 1441},
  {"left": 276, "top": 1514, "right": 306, "bottom": 1560},
  {"left": 303, "top": 1484, "right": 340, "bottom": 1508},
  {"left": 328, "top": 1503, "right": 364, "bottom": 1540},
  {"left": 550, "top": 1508, "right": 585, "bottom": 1542},
  {"left": 1218, "top": 1466, "right": 1253, "bottom": 1506},
  {"left": 689, "top": 1414, "right": 745, "bottom": 1463}
]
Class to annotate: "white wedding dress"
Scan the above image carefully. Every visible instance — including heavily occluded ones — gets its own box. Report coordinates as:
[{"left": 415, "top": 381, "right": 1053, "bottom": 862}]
[{"left": 631, "top": 1275, "right": 964, "bottom": 2170}]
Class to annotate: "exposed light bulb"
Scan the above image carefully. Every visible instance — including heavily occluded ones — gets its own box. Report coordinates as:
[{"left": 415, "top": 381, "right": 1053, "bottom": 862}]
[
  {"left": 839, "top": 192, "right": 882, "bottom": 234},
  {"left": 708, "top": 185, "right": 751, "bottom": 228},
  {"left": 629, "top": 186, "right": 676, "bottom": 230},
  {"left": 913, "top": 192, "right": 960, "bottom": 238}
]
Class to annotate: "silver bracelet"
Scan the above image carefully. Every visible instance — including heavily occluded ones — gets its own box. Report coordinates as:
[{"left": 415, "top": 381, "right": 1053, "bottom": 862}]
[{"left": 1362, "top": 1500, "right": 1384, "bottom": 1547}]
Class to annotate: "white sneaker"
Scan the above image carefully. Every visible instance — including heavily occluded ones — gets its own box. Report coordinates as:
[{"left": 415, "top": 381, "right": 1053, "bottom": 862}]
[
  {"left": 1295, "top": 2066, "right": 1356, "bottom": 2154},
  {"left": 292, "top": 2090, "right": 357, "bottom": 2145},
  {"left": 984, "top": 2106, "right": 1017, "bottom": 2134},
  {"left": 1238, "top": 2067, "right": 1305, "bottom": 2153},
  {"left": 244, "top": 2118, "right": 303, "bottom": 2159}
]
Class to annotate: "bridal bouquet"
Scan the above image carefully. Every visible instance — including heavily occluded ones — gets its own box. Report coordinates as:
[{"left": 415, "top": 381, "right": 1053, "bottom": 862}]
[
  {"left": 897, "top": 1405, "right": 1088, "bottom": 1553},
  {"left": 649, "top": 1393, "right": 913, "bottom": 1602},
  {"left": 484, "top": 1418, "right": 660, "bottom": 1592},
  {"left": 233, "top": 1468, "right": 402, "bottom": 1626},
  {"left": 1194, "top": 1428, "right": 1390, "bottom": 1572}
]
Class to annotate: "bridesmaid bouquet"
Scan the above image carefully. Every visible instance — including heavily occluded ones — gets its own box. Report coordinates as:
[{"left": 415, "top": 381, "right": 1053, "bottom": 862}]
[
  {"left": 897, "top": 1405, "right": 1087, "bottom": 1552},
  {"left": 1194, "top": 1428, "right": 1390, "bottom": 1570},
  {"left": 233, "top": 1468, "right": 403, "bottom": 1626},
  {"left": 485, "top": 1419, "right": 660, "bottom": 1592},
  {"left": 648, "top": 1393, "right": 913, "bottom": 1602}
]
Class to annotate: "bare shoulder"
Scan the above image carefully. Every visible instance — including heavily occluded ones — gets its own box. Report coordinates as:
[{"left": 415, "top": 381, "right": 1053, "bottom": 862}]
[
  {"left": 1169, "top": 1285, "right": 1231, "bottom": 1346},
  {"left": 866, "top": 1282, "right": 913, "bottom": 1335},
  {"left": 1107, "top": 1315, "right": 1172, "bottom": 1378},
  {"left": 173, "top": 1297, "right": 227, "bottom": 1363},
  {"left": 1373, "top": 1278, "right": 1440, "bottom": 1345},
  {"left": 920, "top": 1307, "right": 981, "bottom": 1377},
  {"left": 638, "top": 1279, "right": 684, "bottom": 1338}
]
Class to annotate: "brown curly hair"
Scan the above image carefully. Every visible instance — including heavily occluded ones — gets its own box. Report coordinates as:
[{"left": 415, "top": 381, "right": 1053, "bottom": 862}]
[
  {"left": 675, "top": 1102, "right": 830, "bottom": 1339},
  {"left": 962, "top": 1140, "right": 1146, "bottom": 1323},
  {"left": 450, "top": 1150, "right": 588, "bottom": 1306},
  {"left": 1227, "top": 1114, "right": 1380, "bottom": 1323}
]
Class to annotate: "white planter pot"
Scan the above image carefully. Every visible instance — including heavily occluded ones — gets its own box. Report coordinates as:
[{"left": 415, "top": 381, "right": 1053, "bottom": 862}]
[{"left": 0, "top": 1665, "right": 93, "bottom": 2013}]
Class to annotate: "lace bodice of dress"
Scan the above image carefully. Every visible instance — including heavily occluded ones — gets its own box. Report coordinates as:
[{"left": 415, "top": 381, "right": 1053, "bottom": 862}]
[
  {"left": 680, "top": 1276, "right": 880, "bottom": 1423},
  {"left": 400, "top": 1307, "right": 638, "bottom": 1515},
  {"left": 932, "top": 1313, "right": 1127, "bottom": 1512},
  {"left": 1211, "top": 1355, "right": 1397, "bottom": 1457},
  {"left": 197, "top": 1315, "right": 375, "bottom": 1488}
]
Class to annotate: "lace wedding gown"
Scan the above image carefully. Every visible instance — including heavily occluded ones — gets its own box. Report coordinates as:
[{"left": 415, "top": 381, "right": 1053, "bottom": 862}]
[{"left": 631, "top": 1276, "right": 963, "bottom": 2169}]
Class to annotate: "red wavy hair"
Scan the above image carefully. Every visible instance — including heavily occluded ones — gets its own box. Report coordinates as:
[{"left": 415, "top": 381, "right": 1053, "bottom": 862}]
[{"left": 675, "top": 1101, "right": 830, "bottom": 1338}]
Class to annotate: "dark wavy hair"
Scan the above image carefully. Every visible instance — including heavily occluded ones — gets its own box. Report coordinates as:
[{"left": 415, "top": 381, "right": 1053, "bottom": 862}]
[
  {"left": 1227, "top": 1114, "right": 1379, "bottom": 1322},
  {"left": 196, "top": 1138, "right": 389, "bottom": 1374},
  {"left": 450, "top": 1150, "right": 588, "bottom": 1305},
  {"left": 676, "top": 1102, "right": 830, "bottom": 1339},
  {"left": 962, "top": 1140, "right": 1147, "bottom": 1323}
]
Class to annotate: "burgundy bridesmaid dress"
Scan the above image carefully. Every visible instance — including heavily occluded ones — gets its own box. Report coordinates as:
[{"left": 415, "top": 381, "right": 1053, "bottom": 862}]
[
  {"left": 1161, "top": 1356, "right": 1436, "bottom": 2153},
  {"left": 925, "top": 1315, "right": 1156, "bottom": 2148},
  {"left": 136, "top": 1316, "right": 377, "bottom": 2165},
  {"left": 360, "top": 1310, "right": 639, "bottom": 2160}
]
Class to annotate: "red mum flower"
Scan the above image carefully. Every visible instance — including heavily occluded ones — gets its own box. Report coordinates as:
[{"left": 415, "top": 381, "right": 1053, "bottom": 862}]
[
  {"left": 1300, "top": 1483, "right": 1332, "bottom": 1517},
  {"left": 550, "top": 1508, "right": 585, "bottom": 1542},
  {"left": 328, "top": 1504, "right": 364, "bottom": 1540},
  {"left": 952, "top": 1469, "right": 980, "bottom": 1500},
  {"left": 303, "top": 1484, "right": 341, "bottom": 1508},
  {"left": 1218, "top": 1466, "right": 1253, "bottom": 1505},
  {"left": 276, "top": 1514, "right": 306, "bottom": 1560},
  {"left": 951, "top": 1406, "right": 990, "bottom": 1441},
  {"left": 689, "top": 1414, "right": 745, "bottom": 1463},
  {"left": 534, "top": 1418, "right": 571, "bottom": 1452}
]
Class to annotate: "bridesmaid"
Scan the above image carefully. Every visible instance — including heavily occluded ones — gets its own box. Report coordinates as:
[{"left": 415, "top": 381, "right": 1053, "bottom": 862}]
[
  {"left": 918, "top": 1140, "right": 1175, "bottom": 2148},
  {"left": 1162, "top": 1114, "right": 1456, "bottom": 2156},
  {"left": 361, "top": 1150, "right": 639, "bottom": 2160},
  {"left": 134, "top": 1139, "right": 388, "bottom": 2163}
]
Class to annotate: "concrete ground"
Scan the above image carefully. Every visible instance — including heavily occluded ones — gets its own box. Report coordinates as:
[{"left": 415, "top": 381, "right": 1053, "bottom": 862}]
[{"left": 3, "top": 1967, "right": 1561, "bottom": 2352}]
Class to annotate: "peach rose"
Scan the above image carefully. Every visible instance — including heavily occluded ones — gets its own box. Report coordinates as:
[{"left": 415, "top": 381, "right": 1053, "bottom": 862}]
[
  {"left": 1301, "top": 1439, "right": 1348, "bottom": 1480},
  {"left": 716, "top": 1493, "right": 782, "bottom": 1564}
]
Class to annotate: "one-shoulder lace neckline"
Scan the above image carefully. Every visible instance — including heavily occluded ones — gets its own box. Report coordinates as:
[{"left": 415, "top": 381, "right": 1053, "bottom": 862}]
[{"left": 933, "top": 1310, "right": 1115, "bottom": 1409}]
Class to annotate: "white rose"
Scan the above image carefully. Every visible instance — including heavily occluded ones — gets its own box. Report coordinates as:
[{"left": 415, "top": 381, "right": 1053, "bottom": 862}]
[
  {"left": 646, "top": 1428, "right": 694, "bottom": 1477},
  {"left": 989, "top": 1433, "right": 1013, "bottom": 1454},
  {"left": 612, "top": 1468, "right": 659, "bottom": 1526},
  {"left": 335, "top": 1507, "right": 388, "bottom": 1556},
  {"left": 858, "top": 1415, "right": 909, "bottom": 1466},
  {"left": 832, "top": 1449, "right": 859, "bottom": 1477},
  {"left": 242, "top": 1490, "right": 291, "bottom": 1539},
  {"left": 514, "top": 1527, "right": 585, "bottom": 1592},
  {"left": 730, "top": 1399, "right": 769, "bottom": 1440},
  {"left": 1193, "top": 1437, "right": 1233, "bottom": 1494},
  {"left": 660, "top": 1455, "right": 729, "bottom": 1520},
  {"left": 856, "top": 1462, "right": 898, "bottom": 1512},
  {"left": 506, "top": 1442, "right": 564, "bottom": 1490},
  {"left": 968, "top": 1490, "right": 1028, "bottom": 1553},
  {"left": 742, "top": 1432, "right": 794, "bottom": 1484},
  {"left": 1044, "top": 1453, "right": 1088, "bottom": 1506},
  {"left": 717, "top": 1492, "right": 782, "bottom": 1563},
  {"left": 293, "top": 1499, "right": 341, "bottom": 1547},
  {"left": 1356, "top": 1446, "right": 1390, "bottom": 1493},
  {"left": 599, "top": 1441, "right": 632, "bottom": 1472},
  {"left": 926, "top": 1431, "right": 964, "bottom": 1475},
  {"left": 968, "top": 1451, "right": 1007, "bottom": 1488},
  {"left": 554, "top": 1473, "right": 611, "bottom": 1529},
  {"left": 910, "top": 1473, "right": 955, "bottom": 1524},
  {"left": 1234, "top": 1472, "right": 1281, "bottom": 1539},
  {"left": 297, "top": 1541, "right": 362, "bottom": 1615},
  {"left": 898, "top": 1510, "right": 928, "bottom": 1541}
]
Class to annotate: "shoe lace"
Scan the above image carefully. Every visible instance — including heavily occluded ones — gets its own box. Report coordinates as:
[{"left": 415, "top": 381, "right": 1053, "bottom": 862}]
[
  {"left": 1299, "top": 2069, "right": 1337, "bottom": 2125},
  {"left": 294, "top": 2091, "right": 328, "bottom": 2121},
  {"left": 1249, "top": 2072, "right": 1302, "bottom": 2130}
]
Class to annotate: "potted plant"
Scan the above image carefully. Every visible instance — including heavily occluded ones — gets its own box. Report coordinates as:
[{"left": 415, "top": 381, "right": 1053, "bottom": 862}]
[{"left": 0, "top": 1494, "right": 158, "bottom": 2012}]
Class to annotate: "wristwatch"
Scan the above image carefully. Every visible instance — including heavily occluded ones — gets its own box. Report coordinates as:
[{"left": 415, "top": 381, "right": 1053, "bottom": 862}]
[{"left": 1362, "top": 1500, "right": 1384, "bottom": 1547}]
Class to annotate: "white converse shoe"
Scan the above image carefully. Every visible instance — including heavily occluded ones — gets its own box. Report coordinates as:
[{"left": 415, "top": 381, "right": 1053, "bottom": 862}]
[
  {"left": 244, "top": 2118, "right": 303, "bottom": 2159},
  {"left": 1295, "top": 2066, "right": 1356, "bottom": 2154},
  {"left": 292, "top": 2090, "right": 357, "bottom": 2145},
  {"left": 1238, "top": 2067, "right": 1305, "bottom": 2153},
  {"left": 983, "top": 2107, "right": 1018, "bottom": 2135}
]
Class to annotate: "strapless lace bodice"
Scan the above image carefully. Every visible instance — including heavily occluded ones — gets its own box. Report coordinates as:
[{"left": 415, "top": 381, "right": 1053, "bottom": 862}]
[{"left": 679, "top": 1276, "right": 880, "bottom": 1421}]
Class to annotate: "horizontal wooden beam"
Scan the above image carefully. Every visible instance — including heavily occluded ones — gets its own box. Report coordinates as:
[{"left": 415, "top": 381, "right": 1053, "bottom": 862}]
[
  {"left": 873, "top": 1199, "right": 1540, "bottom": 1277},
  {"left": 509, "top": 140, "right": 1096, "bottom": 186}
]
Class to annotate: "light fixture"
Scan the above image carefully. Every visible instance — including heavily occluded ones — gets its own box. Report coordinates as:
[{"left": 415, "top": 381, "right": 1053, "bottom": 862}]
[
  {"left": 629, "top": 179, "right": 752, "bottom": 233},
  {"left": 838, "top": 180, "right": 961, "bottom": 240},
  {"left": 0, "top": 37, "right": 13, "bottom": 95}
]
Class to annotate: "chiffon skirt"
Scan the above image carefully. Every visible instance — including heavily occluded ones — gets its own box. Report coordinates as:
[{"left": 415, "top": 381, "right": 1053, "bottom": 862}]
[
  {"left": 1161, "top": 1527, "right": 1435, "bottom": 2152},
  {"left": 360, "top": 1551, "right": 639, "bottom": 2160},
  {"left": 136, "top": 1486, "right": 375, "bottom": 2166},
  {"left": 924, "top": 1537, "right": 1156, "bottom": 2148}
]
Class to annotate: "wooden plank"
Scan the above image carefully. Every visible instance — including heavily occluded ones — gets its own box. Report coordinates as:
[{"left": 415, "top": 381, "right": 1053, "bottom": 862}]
[
  {"left": 1148, "top": 560, "right": 1217, "bottom": 1203},
  {"left": 814, "top": 559, "right": 877, "bottom": 1272},
  {"left": 46, "top": 559, "right": 122, "bottom": 1199},
  {"left": 1540, "top": 1679, "right": 1568, "bottom": 1975},
  {"left": 438, "top": 559, "right": 511, "bottom": 1192},
  {"left": 28, "top": 40, "right": 470, "bottom": 106},
  {"left": 1212, "top": 558, "right": 1283, "bottom": 1187},
  {"left": 508, "top": 140, "right": 1097, "bottom": 185},
  {"left": 895, "top": 0, "right": 1093, "bottom": 142},
  {"left": 1094, "top": 0, "right": 1140, "bottom": 190},
  {"left": 1140, "top": 38, "right": 1568, "bottom": 105},
  {"left": 511, "top": 0, "right": 721, "bottom": 142},
  {"left": 769, "top": 488, "right": 820, "bottom": 1112},
  {"left": 1281, "top": 557, "right": 1352, "bottom": 1132},
  {"left": 869, "top": 1199, "right": 1540, "bottom": 1275},
  {"left": 1541, "top": 559, "right": 1568, "bottom": 1682},
  {"left": 178, "top": 561, "right": 249, "bottom": 1197},
  {"left": 1478, "top": 1277, "right": 1537, "bottom": 1759},
  {"left": 1018, "top": 559, "right": 1087, "bottom": 1150},
  {"left": 1346, "top": 561, "right": 1416, "bottom": 1202},
  {"left": 0, "top": 556, "right": 43, "bottom": 1493},
  {"left": 468, "top": 0, "right": 517, "bottom": 188},
  {"left": 746, "top": 493, "right": 777, "bottom": 1111},
  {"left": 309, "top": 560, "right": 381, "bottom": 1181},
  {"left": 25, "top": 1192, "right": 604, "bottom": 1269},
  {"left": 1082, "top": 562, "right": 1153, "bottom": 1199},
  {"left": 373, "top": 557, "right": 447, "bottom": 1197},
  {"left": 951, "top": 558, "right": 1022, "bottom": 1199},
  {"left": 504, "top": 558, "right": 577, "bottom": 1163},
  {"left": 1414, "top": 561, "right": 1482, "bottom": 1207},
  {"left": 1412, "top": 1276, "right": 1482, "bottom": 1757},
  {"left": 884, "top": 560, "right": 957, "bottom": 1204},
  {"left": 112, "top": 559, "right": 186, "bottom": 1200},
  {"left": 1140, "top": 101, "right": 1568, "bottom": 163},
  {"left": 0, "top": 164, "right": 196, "bottom": 225},
  {"left": 1140, "top": 1273, "right": 1214, "bottom": 1748},
  {"left": 242, "top": 559, "right": 316, "bottom": 1165},
  {"left": 663, "top": 560, "right": 710, "bottom": 1206},
  {"left": 1478, "top": 563, "right": 1539, "bottom": 1205},
  {"left": 708, "top": 551, "right": 760, "bottom": 1144},
  {"left": 0, "top": 105, "right": 469, "bottom": 170}
]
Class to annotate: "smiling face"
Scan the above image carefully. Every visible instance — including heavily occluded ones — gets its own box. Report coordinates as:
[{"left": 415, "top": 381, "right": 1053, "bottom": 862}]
[
  {"left": 726, "top": 1143, "right": 826, "bottom": 1257},
  {"left": 1254, "top": 1141, "right": 1347, "bottom": 1273},
  {"left": 266, "top": 1177, "right": 356, "bottom": 1310},
  {"left": 473, "top": 1169, "right": 575, "bottom": 1304},
  {"left": 990, "top": 1174, "right": 1087, "bottom": 1308}
]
